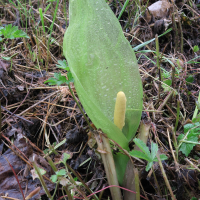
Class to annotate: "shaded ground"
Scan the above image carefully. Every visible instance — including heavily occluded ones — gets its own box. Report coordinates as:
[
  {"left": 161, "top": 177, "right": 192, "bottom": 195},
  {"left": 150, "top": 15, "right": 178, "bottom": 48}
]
[{"left": 0, "top": 0, "right": 200, "bottom": 199}]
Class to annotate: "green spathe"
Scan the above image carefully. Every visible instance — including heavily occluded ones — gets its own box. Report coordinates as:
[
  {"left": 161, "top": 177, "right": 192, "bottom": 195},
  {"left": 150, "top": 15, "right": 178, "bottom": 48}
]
[{"left": 63, "top": 0, "right": 143, "bottom": 183}]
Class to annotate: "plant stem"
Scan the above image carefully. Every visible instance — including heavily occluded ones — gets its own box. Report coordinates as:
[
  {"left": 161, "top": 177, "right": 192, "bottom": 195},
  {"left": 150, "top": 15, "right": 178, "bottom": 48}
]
[
  {"left": 170, "top": 128, "right": 179, "bottom": 162},
  {"left": 177, "top": 14, "right": 183, "bottom": 53},
  {"left": 64, "top": 186, "right": 73, "bottom": 200},
  {"left": 172, "top": 12, "right": 178, "bottom": 52},
  {"left": 94, "top": 131, "right": 122, "bottom": 200},
  {"left": 155, "top": 34, "right": 162, "bottom": 101},
  {"left": 174, "top": 100, "right": 180, "bottom": 133},
  {"left": 65, "top": 162, "right": 99, "bottom": 200},
  {"left": 192, "top": 91, "right": 200, "bottom": 120},
  {"left": 152, "top": 167, "right": 162, "bottom": 196},
  {"left": 32, "top": 161, "right": 52, "bottom": 199},
  {"left": 0, "top": 100, "right": 1, "bottom": 139},
  {"left": 134, "top": 168, "right": 140, "bottom": 200},
  {"left": 135, "top": 120, "right": 151, "bottom": 148},
  {"left": 51, "top": 182, "right": 59, "bottom": 200},
  {"left": 46, "top": 155, "right": 58, "bottom": 172},
  {"left": 156, "top": 155, "right": 176, "bottom": 200},
  {"left": 185, "top": 158, "right": 200, "bottom": 173},
  {"left": 66, "top": 171, "right": 89, "bottom": 200}
]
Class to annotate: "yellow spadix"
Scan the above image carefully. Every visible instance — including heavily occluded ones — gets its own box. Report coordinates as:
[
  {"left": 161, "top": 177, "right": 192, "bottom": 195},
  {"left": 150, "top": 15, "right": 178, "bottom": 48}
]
[{"left": 114, "top": 91, "right": 126, "bottom": 130}]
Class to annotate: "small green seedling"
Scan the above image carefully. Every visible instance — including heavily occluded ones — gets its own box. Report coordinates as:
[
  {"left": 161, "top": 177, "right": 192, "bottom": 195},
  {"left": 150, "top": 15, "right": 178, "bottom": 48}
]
[
  {"left": 51, "top": 169, "right": 67, "bottom": 183},
  {"left": 177, "top": 94, "right": 200, "bottom": 157},
  {"left": 185, "top": 75, "right": 194, "bottom": 84},
  {"left": 50, "top": 152, "right": 82, "bottom": 199},
  {"left": 44, "top": 60, "right": 74, "bottom": 85},
  {"left": 177, "top": 122, "right": 200, "bottom": 157},
  {"left": 0, "top": 24, "right": 29, "bottom": 41},
  {"left": 35, "top": 167, "right": 47, "bottom": 176},
  {"left": 193, "top": 45, "right": 199, "bottom": 53},
  {"left": 130, "top": 138, "right": 168, "bottom": 171},
  {"left": 50, "top": 153, "right": 71, "bottom": 183},
  {"left": 2, "top": 52, "right": 19, "bottom": 72},
  {"left": 43, "top": 139, "right": 66, "bottom": 158},
  {"left": 190, "top": 197, "right": 198, "bottom": 200}
]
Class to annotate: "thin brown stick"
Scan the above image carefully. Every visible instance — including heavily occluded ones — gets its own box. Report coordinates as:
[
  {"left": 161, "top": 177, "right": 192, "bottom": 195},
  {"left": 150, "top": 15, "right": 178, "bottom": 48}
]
[{"left": 156, "top": 155, "right": 176, "bottom": 200}]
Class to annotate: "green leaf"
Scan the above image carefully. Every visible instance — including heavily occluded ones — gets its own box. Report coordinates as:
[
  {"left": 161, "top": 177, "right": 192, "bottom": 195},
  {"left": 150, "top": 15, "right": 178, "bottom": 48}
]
[
  {"left": 186, "top": 75, "right": 194, "bottom": 83},
  {"left": 178, "top": 134, "right": 198, "bottom": 156},
  {"left": 131, "top": 139, "right": 168, "bottom": 171},
  {"left": 187, "top": 61, "right": 200, "bottom": 64},
  {"left": 44, "top": 77, "right": 59, "bottom": 85},
  {"left": 193, "top": 113, "right": 200, "bottom": 123},
  {"left": 44, "top": 72, "right": 68, "bottom": 85},
  {"left": 43, "top": 149, "right": 48, "bottom": 154},
  {"left": 63, "top": 153, "right": 71, "bottom": 163},
  {"left": 67, "top": 71, "right": 74, "bottom": 82},
  {"left": 50, "top": 174, "right": 58, "bottom": 182},
  {"left": 63, "top": 0, "right": 143, "bottom": 148},
  {"left": 129, "top": 150, "right": 151, "bottom": 161},
  {"left": 56, "top": 60, "right": 69, "bottom": 71},
  {"left": 44, "top": 3, "right": 51, "bottom": 14},
  {"left": 150, "top": 142, "right": 158, "bottom": 160},
  {"left": 177, "top": 134, "right": 184, "bottom": 142},
  {"left": 162, "top": 79, "right": 172, "bottom": 92},
  {"left": 164, "top": 79, "right": 172, "bottom": 87},
  {"left": 184, "top": 122, "right": 200, "bottom": 135},
  {"left": 35, "top": 167, "right": 46, "bottom": 176},
  {"left": 39, "top": 8, "right": 45, "bottom": 33},
  {"left": 184, "top": 124, "right": 195, "bottom": 133},
  {"left": 162, "top": 71, "right": 171, "bottom": 79},
  {"left": 153, "top": 154, "right": 168, "bottom": 161},
  {"left": 158, "top": 154, "right": 168, "bottom": 160},
  {"left": 146, "top": 161, "right": 153, "bottom": 171},
  {"left": 133, "top": 138, "right": 151, "bottom": 158},
  {"left": 177, "top": 122, "right": 200, "bottom": 156},
  {"left": 1, "top": 24, "right": 29, "bottom": 39},
  {"left": 2, "top": 56, "right": 11, "bottom": 61},
  {"left": 193, "top": 45, "right": 199, "bottom": 53},
  {"left": 57, "top": 169, "right": 66, "bottom": 176},
  {"left": 190, "top": 197, "right": 197, "bottom": 200}
]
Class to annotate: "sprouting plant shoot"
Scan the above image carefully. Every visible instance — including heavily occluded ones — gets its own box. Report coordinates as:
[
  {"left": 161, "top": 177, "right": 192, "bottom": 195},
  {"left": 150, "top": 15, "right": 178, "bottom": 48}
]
[
  {"left": 0, "top": 24, "right": 29, "bottom": 42},
  {"left": 44, "top": 60, "right": 74, "bottom": 86},
  {"left": 130, "top": 138, "right": 168, "bottom": 171},
  {"left": 177, "top": 122, "right": 200, "bottom": 157}
]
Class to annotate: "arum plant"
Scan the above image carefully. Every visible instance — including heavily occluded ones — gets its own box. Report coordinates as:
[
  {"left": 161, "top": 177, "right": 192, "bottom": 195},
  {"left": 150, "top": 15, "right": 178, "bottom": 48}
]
[
  {"left": 63, "top": 0, "right": 143, "bottom": 196},
  {"left": 63, "top": 0, "right": 143, "bottom": 187}
]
